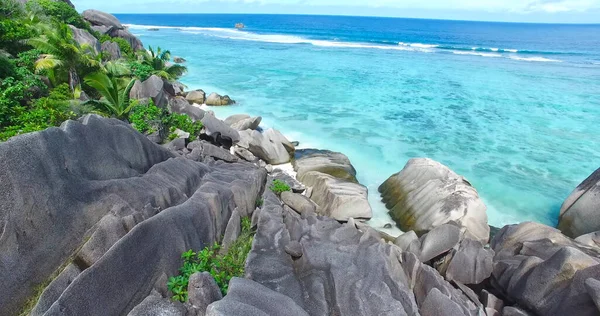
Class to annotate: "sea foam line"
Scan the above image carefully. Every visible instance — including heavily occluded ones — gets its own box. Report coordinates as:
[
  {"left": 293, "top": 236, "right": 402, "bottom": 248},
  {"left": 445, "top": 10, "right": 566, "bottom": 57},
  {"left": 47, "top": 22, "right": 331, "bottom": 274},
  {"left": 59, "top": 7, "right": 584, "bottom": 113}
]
[{"left": 126, "top": 24, "right": 562, "bottom": 62}]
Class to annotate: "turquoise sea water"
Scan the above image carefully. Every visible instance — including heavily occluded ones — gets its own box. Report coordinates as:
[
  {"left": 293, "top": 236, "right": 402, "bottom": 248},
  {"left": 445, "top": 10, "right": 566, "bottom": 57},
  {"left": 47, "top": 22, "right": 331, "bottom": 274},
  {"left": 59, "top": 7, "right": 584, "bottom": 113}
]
[{"left": 116, "top": 14, "right": 600, "bottom": 231}]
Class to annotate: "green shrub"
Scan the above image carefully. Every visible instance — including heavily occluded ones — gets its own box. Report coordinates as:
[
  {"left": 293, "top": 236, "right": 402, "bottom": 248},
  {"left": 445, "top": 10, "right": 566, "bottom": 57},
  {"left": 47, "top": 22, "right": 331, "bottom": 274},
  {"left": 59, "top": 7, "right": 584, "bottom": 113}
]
[
  {"left": 168, "top": 218, "right": 254, "bottom": 301},
  {"left": 269, "top": 179, "right": 291, "bottom": 195},
  {"left": 0, "top": 56, "right": 16, "bottom": 79},
  {"left": 100, "top": 36, "right": 134, "bottom": 59},
  {"left": 0, "top": 15, "right": 32, "bottom": 55},
  {"left": 129, "top": 101, "right": 164, "bottom": 134},
  {"left": 0, "top": 69, "right": 45, "bottom": 127},
  {"left": 129, "top": 61, "right": 154, "bottom": 81},
  {"left": 168, "top": 113, "right": 203, "bottom": 138},
  {"left": 255, "top": 198, "right": 264, "bottom": 208},
  {"left": 16, "top": 49, "right": 43, "bottom": 71},
  {"left": 31, "top": 0, "right": 89, "bottom": 30},
  {"left": 0, "top": 83, "right": 74, "bottom": 141}
]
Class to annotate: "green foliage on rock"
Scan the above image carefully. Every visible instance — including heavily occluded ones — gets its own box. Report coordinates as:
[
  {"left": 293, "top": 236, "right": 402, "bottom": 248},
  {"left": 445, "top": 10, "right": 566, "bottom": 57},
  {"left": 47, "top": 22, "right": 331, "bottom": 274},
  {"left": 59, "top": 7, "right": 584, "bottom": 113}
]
[
  {"left": 168, "top": 113, "right": 204, "bottom": 138},
  {"left": 129, "top": 100, "right": 163, "bottom": 134},
  {"left": 168, "top": 218, "right": 254, "bottom": 301},
  {"left": 83, "top": 71, "right": 136, "bottom": 120},
  {"left": 129, "top": 61, "right": 154, "bottom": 81},
  {"left": 136, "top": 46, "right": 187, "bottom": 81},
  {"left": 100, "top": 35, "right": 134, "bottom": 59},
  {"left": 270, "top": 179, "right": 291, "bottom": 195},
  {"left": 30, "top": 0, "right": 90, "bottom": 31}
]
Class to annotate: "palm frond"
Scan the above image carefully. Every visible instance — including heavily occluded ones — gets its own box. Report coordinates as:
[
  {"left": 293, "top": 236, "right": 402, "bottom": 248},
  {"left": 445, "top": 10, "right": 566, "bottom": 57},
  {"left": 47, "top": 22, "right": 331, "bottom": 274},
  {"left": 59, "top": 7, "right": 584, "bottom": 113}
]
[{"left": 84, "top": 72, "right": 119, "bottom": 108}]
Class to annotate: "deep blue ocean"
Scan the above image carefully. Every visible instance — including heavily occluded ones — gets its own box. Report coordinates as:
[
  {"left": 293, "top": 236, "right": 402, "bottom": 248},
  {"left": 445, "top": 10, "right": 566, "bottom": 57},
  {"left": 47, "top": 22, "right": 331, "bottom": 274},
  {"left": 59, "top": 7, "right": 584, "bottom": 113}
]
[{"left": 116, "top": 14, "right": 600, "bottom": 233}]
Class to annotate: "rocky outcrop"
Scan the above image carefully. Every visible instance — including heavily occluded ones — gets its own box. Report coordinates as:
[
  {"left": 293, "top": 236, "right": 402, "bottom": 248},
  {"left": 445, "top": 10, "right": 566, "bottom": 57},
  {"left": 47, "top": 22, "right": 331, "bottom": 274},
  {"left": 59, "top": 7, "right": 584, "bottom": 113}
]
[
  {"left": 82, "top": 9, "right": 144, "bottom": 51},
  {"left": 205, "top": 92, "right": 236, "bottom": 106},
  {"left": 201, "top": 112, "right": 241, "bottom": 145},
  {"left": 0, "top": 115, "right": 267, "bottom": 315},
  {"left": 130, "top": 75, "right": 169, "bottom": 108},
  {"left": 239, "top": 129, "right": 291, "bottom": 165},
  {"left": 293, "top": 149, "right": 357, "bottom": 183},
  {"left": 168, "top": 96, "right": 205, "bottom": 121},
  {"left": 490, "top": 222, "right": 600, "bottom": 316},
  {"left": 186, "top": 89, "right": 206, "bottom": 104},
  {"left": 101, "top": 41, "right": 122, "bottom": 60},
  {"left": 292, "top": 149, "right": 371, "bottom": 221},
  {"left": 69, "top": 25, "right": 101, "bottom": 53},
  {"left": 231, "top": 116, "right": 262, "bottom": 131},
  {"left": 379, "top": 158, "right": 489, "bottom": 244},
  {"left": 212, "top": 189, "right": 483, "bottom": 315},
  {"left": 559, "top": 167, "right": 600, "bottom": 238}
]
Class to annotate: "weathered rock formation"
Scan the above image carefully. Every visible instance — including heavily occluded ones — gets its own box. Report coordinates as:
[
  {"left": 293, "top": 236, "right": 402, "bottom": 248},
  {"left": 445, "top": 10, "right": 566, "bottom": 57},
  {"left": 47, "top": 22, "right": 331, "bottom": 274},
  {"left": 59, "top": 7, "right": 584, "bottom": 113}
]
[
  {"left": 205, "top": 92, "right": 236, "bottom": 106},
  {"left": 100, "top": 41, "right": 122, "bottom": 60},
  {"left": 293, "top": 149, "right": 372, "bottom": 221},
  {"left": 130, "top": 75, "right": 169, "bottom": 108},
  {"left": 69, "top": 25, "right": 101, "bottom": 53},
  {"left": 379, "top": 158, "right": 489, "bottom": 244},
  {"left": 82, "top": 9, "right": 144, "bottom": 51},
  {"left": 559, "top": 167, "right": 600, "bottom": 238},
  {"left": 0, "top": 115, "right": 266, "bottom": 315}
]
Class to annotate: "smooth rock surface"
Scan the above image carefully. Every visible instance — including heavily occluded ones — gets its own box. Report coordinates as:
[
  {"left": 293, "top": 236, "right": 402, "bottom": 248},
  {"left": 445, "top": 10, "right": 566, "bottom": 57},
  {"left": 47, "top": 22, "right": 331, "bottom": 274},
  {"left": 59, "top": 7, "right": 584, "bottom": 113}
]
[
  {"left": 168, "top": 96, "right": 205, "bottom": 121},
  {"left": 186, "top": 90, "right": 206, "bottom": 105},
  {"left": 559, "top": 167, "right": 600, "bottom": 238},
  {"left": 221, "top": 208, "right": 241, "bottom": 253},
  {"left": 418, "top": 223, "right": 461, "bottom": 262},
  {"left": 128, "top": 293, "right": 187, "bottom": 316},
  {"left": 293, "top": 149, "right": 357, "bottom": 183},
  {"left": 297, "top": 171, "right": 372, "bottom": 221},
  {"left": 82, "top": 9, "right": 123, "bottom": 29},
  {"left": 242, "top": 129, "right": 291, "bottom": 165},
  {"left": 100, "top": 41, "right": 122, "bottom": 60},
  {"left": 231, "top": 116, "right": 262, "bottom": 131},
  {"left": 201, "top": 113, "right": 240, "bottom": 144},
  {"left": 280, "top": 191, "right": 317, "bottom": 216},
  {"left": 445, "top": 238, "right": 494, "bottom": 285},
  {"left": 130, "top": 75, "right": 168, "bottom": 108},
  {"left": 379, "top": 158, "right": 490, "bottom": 244},
  {"left": 69, "top": 25, "right": 101, "bottom": 53},
  {"left": 205, "top": 92, "right": 235, "bottom": 106},
  {"left": 224, "top": 114, "right": 250, "bottom": 126}
]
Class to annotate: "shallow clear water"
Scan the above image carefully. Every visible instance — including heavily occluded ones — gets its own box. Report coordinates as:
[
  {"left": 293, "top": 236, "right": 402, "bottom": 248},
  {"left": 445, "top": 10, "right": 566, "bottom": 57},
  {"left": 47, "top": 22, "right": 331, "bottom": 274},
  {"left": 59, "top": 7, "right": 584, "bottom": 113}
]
[{"left": 116, "top": 14, "right": 600, "bottom": 231}]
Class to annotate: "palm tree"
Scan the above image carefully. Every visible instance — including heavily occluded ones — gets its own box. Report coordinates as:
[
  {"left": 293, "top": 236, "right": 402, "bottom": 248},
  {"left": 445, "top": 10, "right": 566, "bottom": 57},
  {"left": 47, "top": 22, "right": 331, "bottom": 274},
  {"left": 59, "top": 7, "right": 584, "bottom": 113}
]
[
  {"left": 83, "top": 71, "right": 136, "bottom": 120},
  {"left": 27, "top": 23, "right": 99, "bottom": 91},
  {"left": 137, "top": 46, "right": 187, "bottom": 80}
]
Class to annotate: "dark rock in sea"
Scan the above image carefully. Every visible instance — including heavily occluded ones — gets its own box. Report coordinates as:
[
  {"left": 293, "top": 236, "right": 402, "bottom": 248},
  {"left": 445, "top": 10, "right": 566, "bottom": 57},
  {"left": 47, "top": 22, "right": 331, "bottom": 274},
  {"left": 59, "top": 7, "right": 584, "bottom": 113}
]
[
  {"left": 187, "top": 272, "right": 222, "bottom": 315},
  {"left": 491, "top": 222, "right": 600, "bottom": 316},
  {"left": 186, "top": 89, "right": 206, "bottom": 104},
  {"left": 291, "top": 141, "right": 300, "bottom": 147},
  {"left": 148, "top": 28, "right": 160, "bottom": 31},
  {"left": 235, "top": 23, "right": 245, "bottom": 29},
  {"left": 100, "top": 41, "right": 122, "bottom": 60},
  {"left": 379, "top": 158, "right": 490, "bottom": 244},
  {"left": 130, "top": 75, "right": 169, "bottom": 108},
  {"left": 559, "top": 167, "right": 600, "bottom": 238},
  {"left": 174, "top": 56, "right": 187, "bottom": 63},
  {"left": 69, "top": 25, "right": 101, "bottom": 53}
]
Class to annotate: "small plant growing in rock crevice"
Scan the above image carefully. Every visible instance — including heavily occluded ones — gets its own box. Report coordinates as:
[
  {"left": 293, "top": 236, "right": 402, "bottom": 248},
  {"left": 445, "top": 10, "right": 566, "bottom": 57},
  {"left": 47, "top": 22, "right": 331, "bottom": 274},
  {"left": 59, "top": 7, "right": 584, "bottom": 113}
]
[
  {"left": 269, "top": 179, "right": 291, "bottom": 195},
  {"left": 168, "top": 217, "right": 254, "bottom": 302}
]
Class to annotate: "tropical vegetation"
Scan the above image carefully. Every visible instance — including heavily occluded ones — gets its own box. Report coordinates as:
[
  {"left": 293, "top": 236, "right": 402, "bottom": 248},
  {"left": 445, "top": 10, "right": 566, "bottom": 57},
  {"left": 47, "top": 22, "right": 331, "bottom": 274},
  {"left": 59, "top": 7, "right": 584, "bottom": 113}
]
[{"left": 0, "top": 0, "right": 190, "bottom": 141}]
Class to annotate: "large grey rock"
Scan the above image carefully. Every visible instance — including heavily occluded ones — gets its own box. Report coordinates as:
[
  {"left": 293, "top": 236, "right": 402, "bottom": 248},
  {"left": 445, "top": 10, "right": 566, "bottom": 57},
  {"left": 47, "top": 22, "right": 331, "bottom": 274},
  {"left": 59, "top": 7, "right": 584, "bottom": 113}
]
[
  {"left": 101, "top": 41, "right": 122, "bottom": 60},
  {"left": 109, "top": 28, "right": 145, "bottom": 51},
  {"left": 418, "top": 223, "right": 461, "bottom": 262},
  {"left": 420, "top": 288, "right": 466, "bottom": 316},
  {"left": 585, "top": 278, "right": 600, "bottom": 311},
  {"left": 231, "top": 116, "right": 262, "bottom": 131},
  {"left": 187, "top": 272, "right": 222, "bottom": 315},
  {"left": 69, "top": 25, "right": 101, "bottom": 53},
  {"left": 130, "top": 75, "right": 168, "bottom": 108},
  {"left": 186, "top": 90, "right": 206, "bottom": 105},
  {"left": 293, "top": 149, "right": 357, "bottom": 183},
  {"left": 206, "top": 278, "right": 309, "bottom": 316},
  {"left": 0, "top": 115, "right": 174, "bottom": 315},
  {"left": 241, "top": 129, "right": 290, "bottom": 165},
  {"left": 491, "top": 222, "right": 600, "bottom": 316},
  {"left": 82, "top": 9, "right": 123, "bottom": 29},
  {"left": 168, "top": 96, "right": 205, "bottom": 121},
  {"left": 164, "top": 81, "right": 186, "bottom": 97},
  {"left": 297, "top": 171, "right": 372, "bottom": 221},
  {"left": 280, "top": 191, "right": 316, "bottom": 216},
  {"left": 128, "top": 293, "right": 187, "bottom": 316},
  {"left": 234, "top": 146, "right": 258, "bottom": 163},
  {"left": 0, "top": 115, "right": 267, "bottom": 315},
  {"left": 75, "top": 214, "right": 128, "bottom": 268},
  {"left": 379, "top": 158, "right": 490, "bottom": 244},
  {"left": 201, "top": 113, "right": 240, "bottom": 144},
  {"left": 445, "top": 238, "right": 494, "bottom": 285},
  {"left": 394, "top": 230, "right": 421, "bottom": 254},
  {"left": 559, "top": 167, "right": 600, "bottom": 238},
  {"left": 205, "top": 92, "right": 235, "bottom": 106},
  {"left": 502, "top": 306, "right": 532, "bottom": 316},
  {"left": 188, "top": 142, "right": 239, "bottom": 163},
  {"left": 265, "top": 129, "right": 294, "bottom": 155},
  {"left": 224, "top": 114, "right": 250, "bottom": 126}
]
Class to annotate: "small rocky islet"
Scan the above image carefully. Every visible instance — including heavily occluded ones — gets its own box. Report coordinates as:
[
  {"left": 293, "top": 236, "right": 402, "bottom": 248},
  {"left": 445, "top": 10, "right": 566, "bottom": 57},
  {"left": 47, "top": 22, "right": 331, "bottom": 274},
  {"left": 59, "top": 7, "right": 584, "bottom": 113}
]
[{"left": 1, "top": 6, "right": 600, "bottom": 316}]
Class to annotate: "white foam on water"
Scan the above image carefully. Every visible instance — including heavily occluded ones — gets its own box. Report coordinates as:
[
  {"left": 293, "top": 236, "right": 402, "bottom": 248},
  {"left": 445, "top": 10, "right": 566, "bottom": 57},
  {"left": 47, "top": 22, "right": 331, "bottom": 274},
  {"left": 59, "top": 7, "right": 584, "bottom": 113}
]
[
  {"left": 509, "top": 56, "right": 562, "bottom": 63},
  {"left": 452, "top": 51, "right": 503, "bottom": 58}
]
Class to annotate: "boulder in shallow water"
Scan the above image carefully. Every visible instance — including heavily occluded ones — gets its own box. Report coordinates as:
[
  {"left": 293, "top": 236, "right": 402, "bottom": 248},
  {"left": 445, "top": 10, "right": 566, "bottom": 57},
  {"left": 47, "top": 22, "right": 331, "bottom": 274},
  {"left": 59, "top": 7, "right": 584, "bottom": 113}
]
[
  {"left": 186, "top": 89, "right": 206, "bottom": 105},
  {"left": 379, "top": 158, "right": 489, "bottom": 244},
  {"left": 293, "top": 149, "right": 357, "bottom": 183},
  {"left": 559, "top": 167, "right": 600, "bottom": 238},
  {"left": 241, "top": 129, "right": 290, "bottom": 165},
  {"left": 205, "top": 92, "right": 236, "bottom": 106}
]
